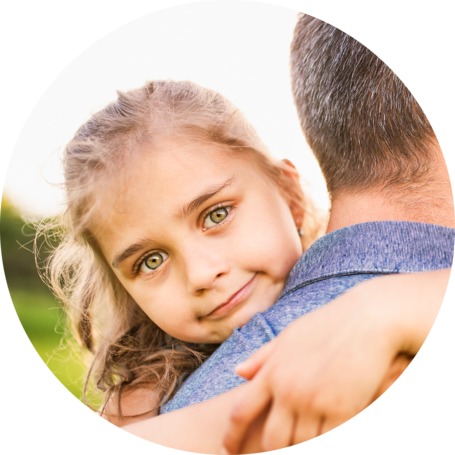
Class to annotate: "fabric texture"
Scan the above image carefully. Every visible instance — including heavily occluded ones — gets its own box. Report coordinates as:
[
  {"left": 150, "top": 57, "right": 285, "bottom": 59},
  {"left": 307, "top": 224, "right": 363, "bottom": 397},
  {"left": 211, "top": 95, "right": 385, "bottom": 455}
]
[{"left": 161, "top": 221, "right": 455, "bottom": 413}]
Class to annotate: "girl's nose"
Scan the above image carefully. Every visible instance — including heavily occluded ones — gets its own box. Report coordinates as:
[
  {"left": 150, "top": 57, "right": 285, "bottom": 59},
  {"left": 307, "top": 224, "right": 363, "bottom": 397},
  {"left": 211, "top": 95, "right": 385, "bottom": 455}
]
[{"left": 182, "top": 243, "right": 230, "bottom": 295}]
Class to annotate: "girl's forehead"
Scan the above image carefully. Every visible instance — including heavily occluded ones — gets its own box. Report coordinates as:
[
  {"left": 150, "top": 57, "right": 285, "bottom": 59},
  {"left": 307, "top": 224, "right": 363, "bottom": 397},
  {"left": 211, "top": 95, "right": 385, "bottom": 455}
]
[
  {"left": 148, "top": 138, "right": 235, "bottom": 169},
  {"left": 102, "top": 140, "right": 257, "bottom": 216},
  {"left": 129, "top": 140, "right": 253, "bottom": 189}
]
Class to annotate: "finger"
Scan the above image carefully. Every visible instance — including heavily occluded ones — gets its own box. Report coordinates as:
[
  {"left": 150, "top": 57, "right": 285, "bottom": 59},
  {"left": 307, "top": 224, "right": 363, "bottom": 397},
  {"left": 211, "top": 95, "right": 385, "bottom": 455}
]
[
  {"left": 222, "top": 380, "right": 271, "bottom": 455},
  {"left": 319, "top": 413, "right": 350, "bottom": 436},
  {"left": 261, "top": 401, "right": 296, "bottom": 451},
  {"left": 235, "top": 341, "right": 275, "bottom": 380},
  {"left": 292, "top": 412, "right": 321, "bottom": 445}
]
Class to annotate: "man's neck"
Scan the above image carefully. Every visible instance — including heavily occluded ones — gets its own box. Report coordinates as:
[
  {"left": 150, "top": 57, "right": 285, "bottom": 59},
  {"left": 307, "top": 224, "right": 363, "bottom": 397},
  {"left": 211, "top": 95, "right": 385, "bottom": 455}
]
[
  {"left": 327, "top": 186, "right": 455, "bottom": 234},
  {"left": 326, "top": 171, "right": 455, "bottom": 233},
  {"left": 327, "top": 193, "right": 452, "bottom": 233}
]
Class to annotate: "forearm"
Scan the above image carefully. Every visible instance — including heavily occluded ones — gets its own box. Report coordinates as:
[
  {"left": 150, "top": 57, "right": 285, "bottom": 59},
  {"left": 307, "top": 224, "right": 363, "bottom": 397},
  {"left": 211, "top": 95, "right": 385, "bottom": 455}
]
[
  {"left": 399, "top": 269, "right": 450, "bottom": 353},
  {"left": 361, "top": 269, "right": 451, "bottom": 356},
  {"left": 331, "top": 269, "right": 451, "bottom": 399},
  {"left": 101, "top": 387, "right": 160, "bottom": 427},
  {"left": 122, "top": 385, "right": 264, "bottom": 454}
]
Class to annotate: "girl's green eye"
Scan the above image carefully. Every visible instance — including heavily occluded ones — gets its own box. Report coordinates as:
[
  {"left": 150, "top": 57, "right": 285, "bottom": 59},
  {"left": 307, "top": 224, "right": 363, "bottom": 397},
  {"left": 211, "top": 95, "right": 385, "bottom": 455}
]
[
  {"left": 139, "top": 252, "right": 168, "bottom": 273},
  {"left": 211, "top": 208, "right": 228, "bottom": 223},
  {"left": 203, "top": 207, "right": 231, "bottom": 229}
]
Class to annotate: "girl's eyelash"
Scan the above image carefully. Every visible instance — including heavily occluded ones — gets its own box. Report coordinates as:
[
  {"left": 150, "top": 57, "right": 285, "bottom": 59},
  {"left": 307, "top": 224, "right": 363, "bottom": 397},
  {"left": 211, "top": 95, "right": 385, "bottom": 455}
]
[
  {"left": 201, "top": 203, "right": 235, "bottom": 230},
  {"left": 133, "top": 251, "right": 169, "bottom": 276},
  {"left": 133, "top": 204, "right": 235, "bottom": 276},
  {"left": 133, "top": 251, "right": 157, "bottom": 276}
]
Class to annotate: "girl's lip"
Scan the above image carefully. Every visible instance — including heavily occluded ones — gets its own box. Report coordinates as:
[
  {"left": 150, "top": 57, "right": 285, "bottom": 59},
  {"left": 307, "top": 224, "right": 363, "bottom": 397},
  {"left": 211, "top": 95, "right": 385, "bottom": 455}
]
[{"left": 207, "top": 274, "right": 257, "bottom": 317}]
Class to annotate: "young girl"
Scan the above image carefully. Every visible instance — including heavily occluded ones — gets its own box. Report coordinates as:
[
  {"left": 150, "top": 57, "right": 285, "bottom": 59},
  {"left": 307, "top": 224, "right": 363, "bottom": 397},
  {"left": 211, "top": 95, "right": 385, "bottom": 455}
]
[{"left": 42, "top": 80, "right": 323, "bottom": 423}]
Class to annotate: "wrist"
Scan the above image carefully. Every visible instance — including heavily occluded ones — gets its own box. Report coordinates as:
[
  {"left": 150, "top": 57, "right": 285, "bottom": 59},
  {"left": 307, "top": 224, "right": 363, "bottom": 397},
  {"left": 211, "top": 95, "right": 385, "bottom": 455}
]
[
  {"left": 365, "top": 270, "right": 450, "bottom": 356},
  {"left": 397, "top": 271, "right": 449, "bottom": 355}
]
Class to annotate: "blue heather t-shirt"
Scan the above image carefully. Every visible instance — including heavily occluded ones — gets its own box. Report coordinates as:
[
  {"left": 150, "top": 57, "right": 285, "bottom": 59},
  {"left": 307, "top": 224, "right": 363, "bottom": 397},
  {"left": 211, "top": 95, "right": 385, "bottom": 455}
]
[{"left": 161, "top": 221, "right": 455, "bottom": 413}]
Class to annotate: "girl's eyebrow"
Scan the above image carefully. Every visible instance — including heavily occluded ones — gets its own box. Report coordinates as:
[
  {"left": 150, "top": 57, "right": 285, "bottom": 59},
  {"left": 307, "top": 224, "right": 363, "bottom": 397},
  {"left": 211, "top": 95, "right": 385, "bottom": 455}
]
[
  {"left": 175, "top": 177, "right": 235, "bottom": 219},
  {"left": 112, "top": 177, "right": 235, "bottom": 269},
  {"left": 111, "top": 241, "right": 152, "bottom": 269}
]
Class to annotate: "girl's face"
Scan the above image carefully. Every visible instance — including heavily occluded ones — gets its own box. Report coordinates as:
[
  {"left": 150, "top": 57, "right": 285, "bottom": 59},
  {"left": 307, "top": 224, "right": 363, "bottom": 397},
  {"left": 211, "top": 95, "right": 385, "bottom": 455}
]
[{"left": 95, "top": 139, "right": 303, "bottom": 343}]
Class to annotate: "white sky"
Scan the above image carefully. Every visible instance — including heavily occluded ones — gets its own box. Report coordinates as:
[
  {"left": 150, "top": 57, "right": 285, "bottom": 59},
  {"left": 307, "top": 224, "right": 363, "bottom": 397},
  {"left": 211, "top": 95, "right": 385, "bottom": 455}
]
[{"left": 3, "top": 1, "right": 329, "bottom": 219}]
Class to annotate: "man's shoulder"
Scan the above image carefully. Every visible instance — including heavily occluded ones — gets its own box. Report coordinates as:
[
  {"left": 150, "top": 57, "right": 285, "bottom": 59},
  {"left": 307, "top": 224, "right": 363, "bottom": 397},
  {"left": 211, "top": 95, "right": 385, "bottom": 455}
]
[{"left": 280, "top": 221, "right": 455, "bottom": 298}]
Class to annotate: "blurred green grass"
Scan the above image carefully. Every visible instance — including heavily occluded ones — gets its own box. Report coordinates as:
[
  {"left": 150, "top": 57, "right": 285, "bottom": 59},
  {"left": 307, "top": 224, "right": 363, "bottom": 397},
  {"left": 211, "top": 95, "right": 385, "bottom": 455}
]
[
  {"left": 0, "top": 193, "right": 106, "bottom": 412},
  {"left": 9, "top": 287, "right": 88, "bottom": 400},
  {"left": 0, "top": 193, "right": 101, "bottom": 409}
]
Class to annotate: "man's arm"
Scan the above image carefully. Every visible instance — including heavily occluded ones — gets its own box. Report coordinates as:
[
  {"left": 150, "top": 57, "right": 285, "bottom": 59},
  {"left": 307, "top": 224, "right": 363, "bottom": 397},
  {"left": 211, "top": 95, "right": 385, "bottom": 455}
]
[{"left": 122, "top": 270, "right": 450, "bottom": 453}]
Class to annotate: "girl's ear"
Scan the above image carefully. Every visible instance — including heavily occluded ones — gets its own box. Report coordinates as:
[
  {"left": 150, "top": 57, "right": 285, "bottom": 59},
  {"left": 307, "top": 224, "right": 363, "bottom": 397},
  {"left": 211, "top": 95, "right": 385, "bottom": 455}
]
[
  {"left": 281, "top": 159, "right": 296, "bottom": 168},
  {"left": 280, "top": 159, "right": 301, "bottom": 191},
  {"left": 280, "top": 159, "right": 299, "bottom": 178},
  {"left": 278, "top": 159, "right": 305, "bottom": 229}
]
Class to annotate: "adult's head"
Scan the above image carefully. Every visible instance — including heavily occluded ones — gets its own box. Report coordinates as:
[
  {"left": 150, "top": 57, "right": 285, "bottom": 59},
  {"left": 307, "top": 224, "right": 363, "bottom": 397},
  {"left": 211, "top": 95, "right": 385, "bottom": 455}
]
[{"left": 290, "top": 14, "right": 439, "bottom": 197}]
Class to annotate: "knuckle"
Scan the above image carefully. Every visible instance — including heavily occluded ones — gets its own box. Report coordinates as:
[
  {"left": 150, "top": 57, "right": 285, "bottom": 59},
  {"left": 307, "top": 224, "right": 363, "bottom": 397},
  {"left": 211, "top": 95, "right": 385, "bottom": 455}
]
[
  {"left": 305, "top": 392, "right": 350, "bottom": 418},
  {"left": 283, "top": 391, "right": 300, "bottom": 408},
  {"left": 222, "top": 434, "right": 236, "bottom": 452},
  {"left": 277, "top": 378, "right": 300, "bottom": 401},
  {"left": 229, "top": 405, "right": 248, "bottom": 426},
  {"left": 300, "top": 389, "right": 324, "bottom": 414}
]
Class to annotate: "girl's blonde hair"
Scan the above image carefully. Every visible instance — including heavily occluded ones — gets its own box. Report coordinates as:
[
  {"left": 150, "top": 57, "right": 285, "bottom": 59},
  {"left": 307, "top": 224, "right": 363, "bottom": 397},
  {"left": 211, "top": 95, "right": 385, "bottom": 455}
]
[{"left": 40, "top": 80, "right": 323, "bottom": 420}]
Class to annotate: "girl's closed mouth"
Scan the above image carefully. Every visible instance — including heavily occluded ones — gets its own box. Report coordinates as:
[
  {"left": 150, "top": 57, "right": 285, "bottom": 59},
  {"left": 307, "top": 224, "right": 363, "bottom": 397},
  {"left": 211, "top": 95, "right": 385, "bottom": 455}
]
[{"left": 207, "top": 274, "right": 257, "bottom": 318}]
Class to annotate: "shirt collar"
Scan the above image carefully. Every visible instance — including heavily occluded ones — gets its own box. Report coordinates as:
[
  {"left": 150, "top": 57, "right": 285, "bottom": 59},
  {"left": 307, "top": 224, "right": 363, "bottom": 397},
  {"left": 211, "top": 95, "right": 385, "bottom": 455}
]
[{"left": 280, "top": 221, "right": 455, "bottom": 299}]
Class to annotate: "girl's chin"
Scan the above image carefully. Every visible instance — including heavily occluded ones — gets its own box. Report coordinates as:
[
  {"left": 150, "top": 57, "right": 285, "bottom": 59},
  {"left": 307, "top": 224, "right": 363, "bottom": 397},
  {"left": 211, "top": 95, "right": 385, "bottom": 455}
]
[
  {"left": 215, "top": 304, "right": 269, "bottom": 338},
  {"left": 177, "top": 298, "right": 279, "bottom": 343}
]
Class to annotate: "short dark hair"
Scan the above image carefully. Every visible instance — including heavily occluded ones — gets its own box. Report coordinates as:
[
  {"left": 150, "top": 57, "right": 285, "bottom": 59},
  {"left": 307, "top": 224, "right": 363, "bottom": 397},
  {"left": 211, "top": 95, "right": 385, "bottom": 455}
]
[{"left": 290, "top": 14, "right": 437, "bottom": 194}]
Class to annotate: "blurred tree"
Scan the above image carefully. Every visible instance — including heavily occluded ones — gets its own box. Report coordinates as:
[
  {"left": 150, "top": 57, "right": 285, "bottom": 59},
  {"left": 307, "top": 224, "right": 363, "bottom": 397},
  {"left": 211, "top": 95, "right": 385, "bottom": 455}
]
[{"left": 1, "top": 196, "right": 48, "bottom": 291}]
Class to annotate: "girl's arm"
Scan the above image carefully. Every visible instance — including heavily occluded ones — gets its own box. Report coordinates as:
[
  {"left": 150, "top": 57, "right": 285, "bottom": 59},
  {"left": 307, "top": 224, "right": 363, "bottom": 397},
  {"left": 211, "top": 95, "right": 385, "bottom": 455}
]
[
  {"left": 120, "top": 385, "right": 272, "bottom": 453},
  {"left": 102, "top": 387, "right": 160, "bottom": 427},
  {"left": 122, "top": 269, "right": 450, "bottom": 453},
  {"left": 222, "top": 268, "right": 451, "bottom": 453}
]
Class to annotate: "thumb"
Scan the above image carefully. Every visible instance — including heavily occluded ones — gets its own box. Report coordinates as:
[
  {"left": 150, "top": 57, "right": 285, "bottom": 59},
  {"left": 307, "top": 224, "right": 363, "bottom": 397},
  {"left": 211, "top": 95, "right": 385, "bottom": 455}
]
[{"left": 235, "top": 340, "right": 275, "bottom": 379}]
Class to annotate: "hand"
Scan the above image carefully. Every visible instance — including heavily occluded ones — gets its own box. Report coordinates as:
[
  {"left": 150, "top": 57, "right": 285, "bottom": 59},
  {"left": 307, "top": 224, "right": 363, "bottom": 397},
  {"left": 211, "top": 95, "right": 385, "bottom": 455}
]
[
  {"left": 221, "top": 270, "right": 449, "bottom": 453},
  {"left": 221, "top": 301, "right": 397, "bottom": 453}
]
